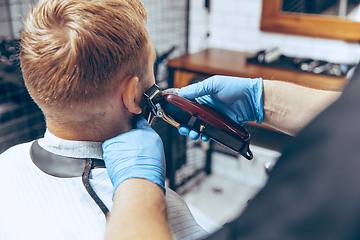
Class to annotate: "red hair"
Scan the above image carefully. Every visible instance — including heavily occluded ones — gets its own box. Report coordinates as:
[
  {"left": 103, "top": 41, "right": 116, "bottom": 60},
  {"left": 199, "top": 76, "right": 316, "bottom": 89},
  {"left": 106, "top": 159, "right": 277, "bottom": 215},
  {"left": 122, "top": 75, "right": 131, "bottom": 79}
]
[{"left": 20, "top": 0, "right": 149, "bottom": 116}]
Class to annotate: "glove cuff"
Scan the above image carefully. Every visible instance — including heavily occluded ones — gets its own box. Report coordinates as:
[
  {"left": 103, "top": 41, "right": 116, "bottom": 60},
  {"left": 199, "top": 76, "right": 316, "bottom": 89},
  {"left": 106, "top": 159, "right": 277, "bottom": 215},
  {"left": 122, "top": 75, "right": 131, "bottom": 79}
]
[
  {"left": 253, "top": 78, "right": 264, "bottom": 124},
  {"left": 112, "top": 176, "right": 166, "bottom": 197},
  {"left": 110, "top": 168, "right": 166, "bottom": 197}
]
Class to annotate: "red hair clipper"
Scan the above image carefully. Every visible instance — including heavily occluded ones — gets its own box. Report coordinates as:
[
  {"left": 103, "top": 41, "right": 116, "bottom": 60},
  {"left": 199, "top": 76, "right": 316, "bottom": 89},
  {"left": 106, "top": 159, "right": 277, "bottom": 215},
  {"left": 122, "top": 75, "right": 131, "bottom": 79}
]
[{"left": 144, "top": 84, "right": 253, "bottom": 160}]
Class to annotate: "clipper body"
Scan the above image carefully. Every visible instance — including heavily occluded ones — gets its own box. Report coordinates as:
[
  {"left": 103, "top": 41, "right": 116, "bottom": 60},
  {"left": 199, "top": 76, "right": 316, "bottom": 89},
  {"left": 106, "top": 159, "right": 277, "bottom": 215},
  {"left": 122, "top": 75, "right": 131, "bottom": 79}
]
[{"left": 144, "top": 84, "right": 253, "bottom": 160}]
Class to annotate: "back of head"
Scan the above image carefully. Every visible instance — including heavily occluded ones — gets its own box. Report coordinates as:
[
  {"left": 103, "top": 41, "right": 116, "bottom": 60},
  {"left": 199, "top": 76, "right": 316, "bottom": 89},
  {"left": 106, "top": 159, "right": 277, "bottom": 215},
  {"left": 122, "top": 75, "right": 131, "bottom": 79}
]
[{"left": 20, "top": 0, "right": 149, "bottom": 123}]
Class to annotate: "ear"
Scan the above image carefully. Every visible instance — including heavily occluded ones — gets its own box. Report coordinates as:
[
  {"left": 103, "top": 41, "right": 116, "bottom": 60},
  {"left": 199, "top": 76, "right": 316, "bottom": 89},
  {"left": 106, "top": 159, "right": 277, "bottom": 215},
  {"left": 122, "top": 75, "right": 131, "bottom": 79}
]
[{"left": 122, "top": 76, "right": 142, "bottom": 114}]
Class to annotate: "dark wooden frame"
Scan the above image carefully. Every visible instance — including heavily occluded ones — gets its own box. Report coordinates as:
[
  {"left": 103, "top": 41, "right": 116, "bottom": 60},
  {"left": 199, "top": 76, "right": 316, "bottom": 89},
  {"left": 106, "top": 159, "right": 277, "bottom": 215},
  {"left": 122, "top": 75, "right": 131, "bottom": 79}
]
[{"left": 261, "top": 0, "right": 360, "bottom": 42}]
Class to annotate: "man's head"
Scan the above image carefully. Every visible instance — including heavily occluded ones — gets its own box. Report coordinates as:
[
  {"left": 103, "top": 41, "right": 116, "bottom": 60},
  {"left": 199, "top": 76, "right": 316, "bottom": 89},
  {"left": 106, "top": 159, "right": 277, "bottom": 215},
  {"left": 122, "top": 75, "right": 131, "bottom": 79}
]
[{"left": 20, "top": 0, "right": 156, "bottom": 140}]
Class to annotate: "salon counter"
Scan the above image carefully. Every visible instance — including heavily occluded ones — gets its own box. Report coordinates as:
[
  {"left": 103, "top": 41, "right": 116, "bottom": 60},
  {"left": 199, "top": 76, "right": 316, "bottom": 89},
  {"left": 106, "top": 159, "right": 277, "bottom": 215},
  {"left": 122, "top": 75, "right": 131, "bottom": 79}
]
[{"left": 167, "top": 48, "right": 348, "bottom": 91}]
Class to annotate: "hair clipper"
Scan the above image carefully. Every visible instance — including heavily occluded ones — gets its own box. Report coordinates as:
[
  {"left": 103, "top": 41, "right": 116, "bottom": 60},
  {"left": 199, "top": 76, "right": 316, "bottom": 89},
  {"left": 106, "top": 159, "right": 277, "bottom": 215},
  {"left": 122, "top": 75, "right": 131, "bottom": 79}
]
[{"left": 144, "top": 84, "right": 253, "bottom": 160}]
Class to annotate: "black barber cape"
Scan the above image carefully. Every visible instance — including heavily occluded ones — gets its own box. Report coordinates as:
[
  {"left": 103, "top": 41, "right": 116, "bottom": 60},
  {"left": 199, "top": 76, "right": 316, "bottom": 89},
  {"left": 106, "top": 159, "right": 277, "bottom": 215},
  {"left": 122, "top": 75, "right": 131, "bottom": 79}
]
[{"left": 204, "top": 65, "right": 360, "bottom": 240}]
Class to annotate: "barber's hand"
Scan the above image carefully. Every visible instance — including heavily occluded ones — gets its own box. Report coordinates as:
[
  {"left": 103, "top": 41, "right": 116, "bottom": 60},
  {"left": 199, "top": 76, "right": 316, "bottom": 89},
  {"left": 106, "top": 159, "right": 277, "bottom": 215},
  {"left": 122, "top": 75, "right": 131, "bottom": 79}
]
[
  {"left": 102, "top": 119, "right": 166, "bottom": 195},
  {"left": 178, "top": 75, "right": 263, "bottom": 140}
]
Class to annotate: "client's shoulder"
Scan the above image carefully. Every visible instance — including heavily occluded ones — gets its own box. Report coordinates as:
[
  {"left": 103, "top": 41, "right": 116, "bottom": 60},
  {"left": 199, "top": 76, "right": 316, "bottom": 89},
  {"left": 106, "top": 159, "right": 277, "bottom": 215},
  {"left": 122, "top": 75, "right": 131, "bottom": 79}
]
[
  {"left": 165, "top": 188, "right": 189, "bottom": 207},
  {"left": 0, "top": 141, "right": 34, "bottom": 162},
  {"left": 164, "top": 187, "right": 209, "bottom": 239}
]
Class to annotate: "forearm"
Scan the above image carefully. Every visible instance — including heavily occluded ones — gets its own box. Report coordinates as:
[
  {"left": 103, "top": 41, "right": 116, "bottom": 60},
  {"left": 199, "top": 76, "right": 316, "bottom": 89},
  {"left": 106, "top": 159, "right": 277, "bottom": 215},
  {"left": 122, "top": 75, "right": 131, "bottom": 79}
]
[
  {"left": 104, "top": 179, "right": 173, "bottom": 240},
  {"left": 262, "top": 80, "right": 341, "bottom": 136}
]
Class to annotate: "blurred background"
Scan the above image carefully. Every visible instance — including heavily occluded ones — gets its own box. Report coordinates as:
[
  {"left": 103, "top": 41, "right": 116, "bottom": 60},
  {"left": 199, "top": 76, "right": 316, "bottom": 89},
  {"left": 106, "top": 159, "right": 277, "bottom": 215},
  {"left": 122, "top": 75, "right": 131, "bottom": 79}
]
[{"left": 1, "top": 0, "right": 360, "bottom": 234}]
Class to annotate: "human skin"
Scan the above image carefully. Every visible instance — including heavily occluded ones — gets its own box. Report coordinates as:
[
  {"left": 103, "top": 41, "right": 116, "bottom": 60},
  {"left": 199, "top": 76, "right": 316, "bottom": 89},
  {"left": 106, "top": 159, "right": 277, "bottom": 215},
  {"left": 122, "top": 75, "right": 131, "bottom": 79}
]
[
  {"left": 103, "top": 179, "right": 173, "bottom": 240},
  {"left": 262, "top": 80, "right": 341, "bottom": 136}
]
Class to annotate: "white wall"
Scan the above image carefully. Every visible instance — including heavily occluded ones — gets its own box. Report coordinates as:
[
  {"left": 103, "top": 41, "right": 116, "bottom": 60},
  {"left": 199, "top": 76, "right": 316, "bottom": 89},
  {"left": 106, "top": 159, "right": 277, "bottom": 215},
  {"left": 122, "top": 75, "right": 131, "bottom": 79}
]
[{"left": 189, "top": 0, "right": 360, "bottom": 64}]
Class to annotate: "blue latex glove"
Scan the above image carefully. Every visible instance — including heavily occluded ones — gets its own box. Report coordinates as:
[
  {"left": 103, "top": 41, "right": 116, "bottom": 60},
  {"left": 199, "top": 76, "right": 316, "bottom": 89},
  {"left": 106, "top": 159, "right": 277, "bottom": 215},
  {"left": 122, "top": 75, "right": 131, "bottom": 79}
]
[
  {"left": 102, "top": 119, "right": 166, "bottom": 195},
  {"left": 178, "top": 126, "right": 210, "bottom": 141},
  {"left": 178, "top": 75, "right": 263, "bottom": 140}
]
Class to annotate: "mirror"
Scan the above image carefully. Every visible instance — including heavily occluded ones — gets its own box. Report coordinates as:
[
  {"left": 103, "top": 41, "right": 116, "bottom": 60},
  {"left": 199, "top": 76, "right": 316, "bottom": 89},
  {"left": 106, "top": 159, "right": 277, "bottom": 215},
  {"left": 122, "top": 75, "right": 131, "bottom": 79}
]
[
  {"left": 261, "top": 0, "right": 360, "bottom": 42},
  {"left": 282, "top": 0, "right": 360, "bottom": 19}
]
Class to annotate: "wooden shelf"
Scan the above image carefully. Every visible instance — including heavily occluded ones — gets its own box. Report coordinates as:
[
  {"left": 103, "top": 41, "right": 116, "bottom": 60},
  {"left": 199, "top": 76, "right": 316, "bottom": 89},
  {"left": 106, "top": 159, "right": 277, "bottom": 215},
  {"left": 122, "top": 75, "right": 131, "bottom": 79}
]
[{"left": 168, "top": 48, "right": 348, "bottom": 91}]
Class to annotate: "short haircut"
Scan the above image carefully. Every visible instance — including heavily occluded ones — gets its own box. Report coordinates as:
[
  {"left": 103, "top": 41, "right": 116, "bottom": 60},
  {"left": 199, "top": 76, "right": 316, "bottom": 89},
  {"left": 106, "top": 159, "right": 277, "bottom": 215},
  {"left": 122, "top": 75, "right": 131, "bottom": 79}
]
[{"left": 20, "top": 0, "right": 149, "bottom": 119}]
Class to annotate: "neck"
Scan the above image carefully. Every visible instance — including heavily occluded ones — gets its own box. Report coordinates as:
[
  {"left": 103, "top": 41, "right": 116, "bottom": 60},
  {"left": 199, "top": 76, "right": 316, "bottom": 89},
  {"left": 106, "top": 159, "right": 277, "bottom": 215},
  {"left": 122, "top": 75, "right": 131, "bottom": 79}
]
[{"left": 46, "top": 113, "right": 132, "bottom": 142}]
